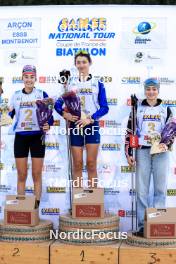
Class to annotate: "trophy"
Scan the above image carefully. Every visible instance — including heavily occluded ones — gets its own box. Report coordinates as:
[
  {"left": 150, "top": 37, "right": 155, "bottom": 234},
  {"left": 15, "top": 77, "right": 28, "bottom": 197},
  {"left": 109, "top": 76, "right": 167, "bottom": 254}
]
[
  {"left": 0, "top": 103, "right": 13, "bottom": 126},
  {"left": 150, "top": 118, "right": 176, "bottom": 155},
  {"left": 0, "top": 78, "right": 12, "bottom": 126}
]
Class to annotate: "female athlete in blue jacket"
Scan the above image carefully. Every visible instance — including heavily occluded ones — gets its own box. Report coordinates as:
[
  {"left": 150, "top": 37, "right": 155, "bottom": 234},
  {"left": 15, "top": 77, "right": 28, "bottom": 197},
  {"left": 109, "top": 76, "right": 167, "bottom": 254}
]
[{"left": 55, "top": 51, "right": 109, "bottom": 188}]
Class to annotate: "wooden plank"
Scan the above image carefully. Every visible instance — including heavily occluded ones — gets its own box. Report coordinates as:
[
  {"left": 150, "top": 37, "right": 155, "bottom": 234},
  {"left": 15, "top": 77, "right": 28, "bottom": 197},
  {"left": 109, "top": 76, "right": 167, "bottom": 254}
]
[
  {"left": 120, "top": 242, "right": 176, "bottom": 264},
  {"left": 0, "top": 241, "right": 51, "bottom": 264},
  {"left": 51, "top": 241, "right": 119, "bottom": 264}
]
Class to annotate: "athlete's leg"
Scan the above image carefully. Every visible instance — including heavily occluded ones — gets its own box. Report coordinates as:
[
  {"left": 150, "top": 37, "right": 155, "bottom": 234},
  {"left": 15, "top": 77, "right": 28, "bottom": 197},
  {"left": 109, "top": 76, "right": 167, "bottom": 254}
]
[
  {"left": 14, "top": 134, "right": 29, "bottom": 195},
  {"left": 85, "top": 144, "right": 99, "bottom": 188},
  {"left": 16, "top": 158, "right": 28, "bottom": 195},
  {"left": 136, "top": 148, "right": 152, "bottom": 228},
  {"left": 29, "top": 134, "right": 45, "bottom": 204},
  {"left": 152, "top": 151, "right": 169, "bottom": 208},
  {"left": 31, "top": 158, "right": 44, "bottom": 201},
  {"left": 71, "top": 146, "right": 84, "bottom": 188}
]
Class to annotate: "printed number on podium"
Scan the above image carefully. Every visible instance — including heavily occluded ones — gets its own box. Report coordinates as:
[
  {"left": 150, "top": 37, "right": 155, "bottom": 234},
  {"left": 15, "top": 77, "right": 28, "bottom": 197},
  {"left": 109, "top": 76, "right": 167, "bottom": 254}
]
[
  {"left": 12, "top": 248, "right": 20, "bottom": 257},
  {"left": 148, "top": 253, "right": 160, "bottom": 264},
  {"left": 80, "top": 250, "right": 85, "bottom": 261}
]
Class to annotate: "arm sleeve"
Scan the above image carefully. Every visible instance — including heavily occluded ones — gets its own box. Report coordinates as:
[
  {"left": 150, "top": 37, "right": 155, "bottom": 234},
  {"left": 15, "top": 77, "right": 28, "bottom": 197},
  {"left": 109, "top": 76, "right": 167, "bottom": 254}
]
[
  {"left": 42, "top": 91, "right": 54, "bottom": 125},
  {"left": 166, "top": 106, "right": 172, "bottom": 123},
  {"left": 54, "top": 97, "right": 64, "bottom": 116},
  {"left": 43, "top": 91, "right": 49, "bottom": 99},
  {"left": 8, "top": 93, "right": 15, "bottom": 119},
  {"left": 91, "top": 81, "right": 109, "bottom": 120}
]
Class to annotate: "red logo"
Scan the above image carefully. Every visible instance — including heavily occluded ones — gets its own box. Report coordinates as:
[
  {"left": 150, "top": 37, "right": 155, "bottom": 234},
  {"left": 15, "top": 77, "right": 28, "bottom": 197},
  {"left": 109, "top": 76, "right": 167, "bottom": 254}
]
[
  {"left": 127, "top": 99, "right": 131, "bottom": 106},
  {"left": 150, "top": 224, "right": 175, "bottom": 237},
  {"left": 99, "top": 120, "right": 105, "bottom": 127},
  {"left": 39, "top": 76, "right": 46, "bottom": 83},
  {"left": 118, "top": 210, "right": 125, "bottom": 217},
  {"left": 130, "top": 135, "right": 139, "bottom": 148},
  {"left": 76, "top": 205, "right": 101, "bottom": 218},
  {"left": 7, "top": 211, "right": 31, "bottom": 225}
]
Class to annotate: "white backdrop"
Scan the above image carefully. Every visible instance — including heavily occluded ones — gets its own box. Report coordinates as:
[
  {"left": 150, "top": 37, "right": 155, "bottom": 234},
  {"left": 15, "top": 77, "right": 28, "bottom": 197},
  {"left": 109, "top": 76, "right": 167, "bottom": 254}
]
[{"left": 0, "top": 5, "right": 176, "bottom": 230}]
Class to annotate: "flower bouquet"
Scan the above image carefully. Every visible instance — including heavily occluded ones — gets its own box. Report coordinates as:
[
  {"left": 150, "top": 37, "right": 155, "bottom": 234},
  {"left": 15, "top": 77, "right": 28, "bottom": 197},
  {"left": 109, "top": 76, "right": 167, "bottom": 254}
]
[
  {"left": 36, "top": 98, "right": 54, "bottom": 130},
  {"left": 62, "top": 90, "right": 87, "bottom": 121}
]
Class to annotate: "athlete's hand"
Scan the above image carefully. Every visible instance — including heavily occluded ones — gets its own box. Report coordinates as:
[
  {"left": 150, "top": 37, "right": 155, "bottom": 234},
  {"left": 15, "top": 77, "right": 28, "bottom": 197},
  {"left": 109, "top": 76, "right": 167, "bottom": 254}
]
[
  {"left": 63, "top": 111, "right": 79, "bottom": 122},
  {"left": 43, "top": 123, "right": 50, "bottom": 132},
  {"left": 76, "top": 118, "right": 91, "bottom": 127},
  {"left": 127, "top": 156, "right": 135, "bottom": 166},
  {"left": 158, "top": 143, "right": 168, "bottom": 152}
]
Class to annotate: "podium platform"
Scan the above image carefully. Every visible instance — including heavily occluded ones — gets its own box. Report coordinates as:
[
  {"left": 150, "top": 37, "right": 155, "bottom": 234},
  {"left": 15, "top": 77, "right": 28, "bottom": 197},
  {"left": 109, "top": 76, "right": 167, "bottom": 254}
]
[
  {"left": 119, "top": 242, "right": 176, "bottom": 264},
  {"left": 0, "top": 241, "right": 52, "bottom": 264},
  {"left": 1, "top": 238, "right": 176, "bottom": 263},
  {"left": 50, "top": 241, "right": 119, "bottom": 264}
]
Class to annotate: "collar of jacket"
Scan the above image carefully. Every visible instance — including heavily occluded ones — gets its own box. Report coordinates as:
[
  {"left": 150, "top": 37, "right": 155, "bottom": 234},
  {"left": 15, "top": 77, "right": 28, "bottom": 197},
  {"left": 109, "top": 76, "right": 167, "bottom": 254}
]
[{"left": 141, "top": 98, "right": 162, "bottom": 107}]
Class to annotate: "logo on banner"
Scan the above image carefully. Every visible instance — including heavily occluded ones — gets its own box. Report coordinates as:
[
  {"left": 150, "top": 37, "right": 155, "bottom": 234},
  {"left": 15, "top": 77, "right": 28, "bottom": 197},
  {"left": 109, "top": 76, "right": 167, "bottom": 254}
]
[
  {"left": 12, "top": 77, "right": 23, "bottom": 84},
  {"left": 121, "top": 18, "right": 166, "bottom": 49},
  {"left": 134, "top": 51, "right": 144, "bottom": 63},
  {"left": 167, "top": 189, "right": 176, "bottom": 196},
  {"left": 133, "top": 21, "right": 156, "bottom": 35},
  {"left": 134, "top": 51, "right": 161, "bottom": 63},
  {"left": 101, "top": 143, "right": 121, "bottom": 151},
  {"left": 45, "top": 142, "right": 59, "bottom": 150},
  {"left": 0, "top": 18, "right": 41, "bottom": 48},
  {"left": 39, "top": 76, "right": 58, "bottom": 84},
  {"left": 0, "top": 185, "right": 11, "bottom": 192},
  {"left": 159, "top": 77, "right": 174, "bottom": 85},
  {"left": 25, "top": 186, "right": 34, "bottom": 193},
  {"left": 99, "top": 120, "right": 121, "bottom": 128},
  {"left": 162, "top": 100, "right": 176, "bottom": 107},
  {"left": 41, "top": 208, "right": 60, "bottom": 215},
  {"left": 126, "top": 210, "right": 136, "bottom": 217},
  {"left": 6, "top": 50, "right": 36, "bottom": 65},
  {"left": 48, "top": 17, "right": 116, "bottom": 57},
  {"left": 43, "top": 164, "right": 61, "bottom": 172},
  {"left": 121, "top": 77, "right": 140, "bottom": 84},
  {"left": 121, "top": 166, "right": 135, "bottom": 173},
  {"left": 118, "top": 210, "right": 125, "bottom": 217},
  {"left": 104, "top": 188, "right": 120, "bottom": 195},
  {"left": 107, "top": 98, "right": 118, "bottom": 106},
  {"left": 97, "top": 163, "right": 113, "bottom": 174},
  {"left": 46, "top": 187, "right": 66, "bottom": 193},
  {"left": 133, "top": 21, "right": 156, "bottom": 45},
  {"left": 118, "top": 210, "right": 136, "bottom": 217}
]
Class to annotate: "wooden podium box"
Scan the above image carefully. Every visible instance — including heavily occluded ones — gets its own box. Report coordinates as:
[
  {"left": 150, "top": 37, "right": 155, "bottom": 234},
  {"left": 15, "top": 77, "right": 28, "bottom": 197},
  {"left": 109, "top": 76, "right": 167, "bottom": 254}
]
[
  {"left": 119, "top": 242, "right": 176, "bottom": 264},
  {"left": 0, "top": 241, "right": 52, "bottom": 264},
  {"left": 50, "top": 241, "right": 119, "bottom": 264}
]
